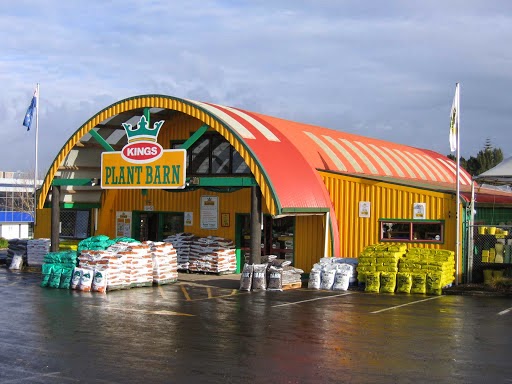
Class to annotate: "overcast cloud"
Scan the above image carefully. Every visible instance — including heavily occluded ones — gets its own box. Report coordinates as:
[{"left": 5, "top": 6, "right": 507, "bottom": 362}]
[{"left": 1, "top": 0, "right": 511, "bottom": 175}]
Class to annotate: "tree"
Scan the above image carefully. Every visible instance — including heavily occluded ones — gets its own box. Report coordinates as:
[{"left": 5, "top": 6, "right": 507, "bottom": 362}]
[
  {"left": 448, "top": 139, "right": 503, "bottom": 176},
  {"left": 9, "top": 170, "right": 37, "bottom": 219}
]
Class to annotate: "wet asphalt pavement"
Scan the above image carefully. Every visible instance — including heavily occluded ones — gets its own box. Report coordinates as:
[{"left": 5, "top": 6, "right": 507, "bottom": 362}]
[{"left": 1, "top": 268, "right": 512, "bottom": 384}]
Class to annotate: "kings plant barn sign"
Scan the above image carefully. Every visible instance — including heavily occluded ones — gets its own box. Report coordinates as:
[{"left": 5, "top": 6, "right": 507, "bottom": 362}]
[{"left": 101, "top": 116, "right": 186, "bottom": 189}]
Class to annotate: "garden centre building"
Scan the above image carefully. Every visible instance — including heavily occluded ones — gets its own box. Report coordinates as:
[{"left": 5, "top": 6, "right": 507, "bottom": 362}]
[{"left": 32, "top": 94, "right": 512, "bottom": 282}]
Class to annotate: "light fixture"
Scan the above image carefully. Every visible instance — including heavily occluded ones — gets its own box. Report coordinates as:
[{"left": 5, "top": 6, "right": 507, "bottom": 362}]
[{"left": 91, "top": 178, "right": 99, "bottom": 186}]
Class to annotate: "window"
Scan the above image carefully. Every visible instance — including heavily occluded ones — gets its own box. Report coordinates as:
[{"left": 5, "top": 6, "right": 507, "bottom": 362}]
[
  {"left": 172, "top": 133, "right": 251, "bottom": 176},
  {"left": 380, "top": 220, "right": 444, "bottom": 243}
]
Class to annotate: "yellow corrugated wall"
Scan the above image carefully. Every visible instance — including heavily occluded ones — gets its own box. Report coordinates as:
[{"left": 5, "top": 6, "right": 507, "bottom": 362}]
[
  {"left": 320, "top": 171, "right": 458, "bottom": 258},
  {"left": 34, "top": 208, "right": 52, "bottom": 238},
  {"left": 96, "top": 187, "right": 264, "bottom": 240},
  {"left": 295, "top": 215, "right": 326, "bottom": 272}
]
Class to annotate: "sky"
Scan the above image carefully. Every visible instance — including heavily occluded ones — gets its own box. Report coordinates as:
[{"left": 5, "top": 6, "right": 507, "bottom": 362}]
[{"left": 2, "top": 0, "right": 511, "bottom": 176}]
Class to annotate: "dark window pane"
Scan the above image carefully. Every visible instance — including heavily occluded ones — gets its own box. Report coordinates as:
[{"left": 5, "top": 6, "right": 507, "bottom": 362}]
[
  {"left": 233, "top": 149, "right": 250, "bottom": 174},
  {"left": 190, "top": 138, "right": 210, "bottom": 174},
  {"left": 212, "top": 140, "right": 230, "bottom": 174},
  {"left": 412, "top": 223, "right": 443, "bottom": 242}
]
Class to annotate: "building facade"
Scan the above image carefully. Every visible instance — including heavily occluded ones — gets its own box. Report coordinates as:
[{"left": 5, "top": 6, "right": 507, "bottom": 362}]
[{"left": 34, "top": 94, "right": 487, "bottom": 281}]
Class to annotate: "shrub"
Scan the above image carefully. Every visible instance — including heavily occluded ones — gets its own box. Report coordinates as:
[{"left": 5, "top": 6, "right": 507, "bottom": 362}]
[
  {"left": 0, "top": 237, "right": 7, "bottom": 249},
  {"left": 489, "top": 276, "right": 512, "bottom": 292}
]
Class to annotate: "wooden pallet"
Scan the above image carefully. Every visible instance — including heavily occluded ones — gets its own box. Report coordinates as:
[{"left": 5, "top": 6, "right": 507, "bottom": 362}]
[{"left": 282, "top": 281, "right": 302, "bottom": 290}]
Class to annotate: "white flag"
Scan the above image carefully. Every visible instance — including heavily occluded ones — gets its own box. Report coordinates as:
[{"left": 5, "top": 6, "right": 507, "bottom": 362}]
[{"left": 449, "top": 83, "right": 459, "bottom": 152}]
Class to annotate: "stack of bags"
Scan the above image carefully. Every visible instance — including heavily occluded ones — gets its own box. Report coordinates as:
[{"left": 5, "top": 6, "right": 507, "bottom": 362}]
[
  {"left": 397, "top": 248, "right": 455, "bottom": 295},
  {"left": 41, "top": 251, "right": 78, "bottom": 289},
  {"left": 27, "top": 238, "right": 51, "bottom": 267},
  {"left": 150, "top": 242, "right": 179, "bottom": 284},
  {"left": 188, "top": 236, "right": 236, "bottom": 274},
  {"left": 307, "top": 257, "right": 355, "bottom": 291},
  {"left": 163, "top": 232, "right": 196, "bottom": 270},
  {"left": 356, "top": 244, "right": 407, "bottom": 293},
  {"left": 121, "top": 243, "right": 154, "bottom": 288},
  {"left": 239, "top": 255, "right": 304, "bottom": 292}
]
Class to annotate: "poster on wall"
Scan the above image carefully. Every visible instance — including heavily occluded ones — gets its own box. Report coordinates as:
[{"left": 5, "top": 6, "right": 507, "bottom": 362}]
[
  {"left": 200, "top": 196, "right": 218, "bottom": 229},
  {"left": 359, "top": 201, "right": 371, "bottom": 218},
  {"left": 413, "top": 203, "right": 426, "bottom": 219},
  {"left": 116, "top": 211, "right": 132, "bottom": 237},
  {"left": 184, "top": 212, "right": 193, "bottom": 226}
]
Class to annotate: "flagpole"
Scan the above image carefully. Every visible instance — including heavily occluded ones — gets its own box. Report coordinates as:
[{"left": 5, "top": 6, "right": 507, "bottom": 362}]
[
  {"left": 455, "top": 82, "right": 461, "bottom": 285},
  {"left": 34, "top": 83, "right": 39, "bottom": 226}
]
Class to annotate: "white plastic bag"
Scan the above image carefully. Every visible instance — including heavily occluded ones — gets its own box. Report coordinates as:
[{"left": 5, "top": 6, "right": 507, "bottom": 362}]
[
  {"left": 92, "top": 269, "right": 108, "bottom": 293},
  {"left": 308, "top": 269, "right": 321, "bottom": 289},
  {"left": 320, "top": 266, "right": 336, "bottom": 290},
  {"left": 9, "top": 254, "right": 23, "bottom": 270},
  {"left": 70, "top": 267, "right": 83, "bottom": 290}
]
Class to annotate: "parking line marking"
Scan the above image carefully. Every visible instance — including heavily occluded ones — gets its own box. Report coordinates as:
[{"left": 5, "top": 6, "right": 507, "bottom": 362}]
[
  {"left": 181, "top": 285, "right": 192, "bottom": 301},
  {"left": 272, "top": 293, "right": 351, "bottom": 307},
  {"left": 207, "top": 287, "right": 212, "bottom": 298},
  {"left": 85, "top": 304, "right": 194, "bottom": 317},
  {"left": 498, "top": 307, "right": 512, "bottom": 316},
  {"left": 371, "top": 296, "right": 442, "bottom": 314}
]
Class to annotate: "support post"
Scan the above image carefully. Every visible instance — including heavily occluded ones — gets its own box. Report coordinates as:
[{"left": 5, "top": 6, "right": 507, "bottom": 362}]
[
  {"left": 50, "top": 184, "right": 60, "bottom": 252},
  {"left": 250, "top": 185, "right": 262, "bottom": 265}
]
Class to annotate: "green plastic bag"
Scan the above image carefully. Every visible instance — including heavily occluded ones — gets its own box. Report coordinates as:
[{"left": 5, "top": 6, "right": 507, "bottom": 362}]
[
  {"left": 41, "top": 264, "right": 54, "bottom": 288},
  {"left": 49, "top": 265, "right": 63, "bottom": 289},
  {"left": 59, "top": 267, "right": 74, "bottom": 289}
]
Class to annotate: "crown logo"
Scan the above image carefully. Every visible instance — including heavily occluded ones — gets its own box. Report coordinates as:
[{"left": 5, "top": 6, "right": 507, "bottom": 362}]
[{"left": 122, "top": 115, "right": 164, "bottom": 143}]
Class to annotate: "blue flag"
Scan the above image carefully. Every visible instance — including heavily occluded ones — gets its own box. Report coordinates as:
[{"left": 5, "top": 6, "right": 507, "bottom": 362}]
[{"left": 22, "top": 86, "right": 38, "bottom": 131}]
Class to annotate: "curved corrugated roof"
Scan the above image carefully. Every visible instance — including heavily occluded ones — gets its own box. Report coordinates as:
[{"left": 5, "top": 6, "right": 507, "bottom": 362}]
[
  {"left": 240, "top": 111, "right": 472, "bottom": 186},
  {"left": 40, "top": 94, "right": 472, "bottom": 258}
]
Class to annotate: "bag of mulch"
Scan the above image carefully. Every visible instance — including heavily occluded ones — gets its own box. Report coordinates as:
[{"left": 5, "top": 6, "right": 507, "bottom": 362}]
[
  {"left": 9, "top": 254, "right": 23, "bottom": 270},
  {"left": 59, "top": 267, "right": 74, "bottom": 289},
  {"left": 267, "top": 266, "right": 283, "bottom": 291},
  {"left": 332, "top": 264, "right": 353, "bottom": 291},
  {"left": 78, "top": 268, "right": 93, "bottom": 292},
  {"left": 410, "top": 273, "right": 427, "bottom": 294},
  {"left": 320, "top": 266, "right": 336, "bottom": 290},
  {"left": 251, "top": 264, "right": 267, "bottom": 290},
  {"left": 239, "top": 264, "right": 254, "bottom": 291},
  {"left": 365, "top": 272, "right": 381, "bottom": 293},
  {"left": 49, "top": 265, "right": 63, "bottom": 289},
  {"left": 270, "top": 259, "right": 292, "bottom": 268},
  {"left": 308, "top": 269, "right": 321, "bottom": 289},
  {"left": 70, "top": 267, "right": 83, "bottom": 290},
  {"left": 396, "top": 272, "right": 412, "bottom": 293},
  {"left": 380, "top": 272, "right": 397, "bottom": 293},
  {"left": 92, "top": 269, "right": 108, "bottom": 293},
  {"left": 426, "top": 272, "right": 443, "bottom": 296},
  {"left": 41, "top": 264, "right": 54, "bottom": 287}
]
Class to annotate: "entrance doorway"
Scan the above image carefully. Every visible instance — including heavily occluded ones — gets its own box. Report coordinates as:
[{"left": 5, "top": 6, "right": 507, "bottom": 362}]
[
  {"left": 139, "top": 212, "right": 159, "bottom": 242},
  {"left": 132, "top": 211, "right": 185, "bottom": 242},
  {"left": 236, "top": 214, "right": 295, "bottom": 267}
]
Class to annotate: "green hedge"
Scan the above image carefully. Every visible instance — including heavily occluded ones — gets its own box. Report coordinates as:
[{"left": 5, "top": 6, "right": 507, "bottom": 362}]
[{"left": 0, "top": 237, "right": 7, "bottom": 249}]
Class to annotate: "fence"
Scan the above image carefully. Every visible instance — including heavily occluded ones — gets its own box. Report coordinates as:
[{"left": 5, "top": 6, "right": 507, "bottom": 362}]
[{"left": 467, "top": 224, "right": 512, "bottom": 283}]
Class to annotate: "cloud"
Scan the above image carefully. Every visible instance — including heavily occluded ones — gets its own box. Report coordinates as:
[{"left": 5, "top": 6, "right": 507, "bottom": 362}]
[{"left": 1, "top": 0, "right": 512, "bottom": 175}]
